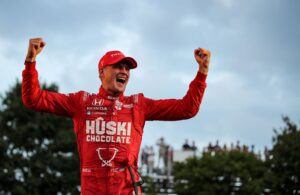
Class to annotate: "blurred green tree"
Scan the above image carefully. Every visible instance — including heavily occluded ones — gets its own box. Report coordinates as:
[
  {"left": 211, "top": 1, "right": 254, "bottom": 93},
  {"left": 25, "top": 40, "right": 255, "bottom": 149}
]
[
  {"left": 268, "top": 116, "right": 300, "bottom": 194},
  {"left": 0, "top": 81, "right": 80, "bottom": 194},
  {"left": 173, "top": 150, "right": 267, "bottom": 194}
]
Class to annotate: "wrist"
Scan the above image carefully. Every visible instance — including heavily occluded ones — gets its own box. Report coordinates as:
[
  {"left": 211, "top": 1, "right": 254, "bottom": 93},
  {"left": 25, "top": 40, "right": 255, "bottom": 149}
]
[
  {"left": 25, "top": 57, "right": 36, "bottom": 63},
  {"left": 198, "top": 67, "right": 208, "bottom": 75}
]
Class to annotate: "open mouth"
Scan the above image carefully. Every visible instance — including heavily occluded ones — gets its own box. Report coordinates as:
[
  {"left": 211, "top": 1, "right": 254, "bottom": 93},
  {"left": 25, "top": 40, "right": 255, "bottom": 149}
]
[{"left": 116, "top": 78, "right": 126, "bottom": 84}]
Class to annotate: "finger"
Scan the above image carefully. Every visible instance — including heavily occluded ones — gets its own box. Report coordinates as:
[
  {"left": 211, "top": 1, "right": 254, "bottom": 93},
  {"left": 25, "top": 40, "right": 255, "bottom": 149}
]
[
  {"left": 201, "top": 49, "right": 210, "bottom": 56},
  {"left": 29, "top": 38, "right": 44, "bottom": 47},
  {"left": 198, "top": 53, "right": 207, "bottom": 59},
  {"left": 196, "top": 48, "right": 204, "bottom": 56},
  {"left": 34, "top": 44, "right": 39, "bottom": 50},
  {"left": 195, "top": 47, "right": 202, "bottom": 53},
  {"left": 32, "top": 41, "right": 42, "bottom": 50},
  {"left": 205, "top": 50, "right": 211, "bottom": 57},
  {"left": 31, "top": 37, "right": 43, "bottom": 41},
  {"left": 31, "top": 40, "right": 41, "bottom": 46},
  {"left": 199, "top": 52, "right": 208, "bottom": 57},
  {"left": 40, "top": 41, "right": 46, "bottom": 48},
  {"left": 201, "top": 52, "right": 211, "bottom": 60}
]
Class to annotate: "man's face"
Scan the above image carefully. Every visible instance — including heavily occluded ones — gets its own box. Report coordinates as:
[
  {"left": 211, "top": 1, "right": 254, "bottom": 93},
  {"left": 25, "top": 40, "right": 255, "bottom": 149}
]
[{"left": 100, "top": 62, "right": 130, "bottom": 95}]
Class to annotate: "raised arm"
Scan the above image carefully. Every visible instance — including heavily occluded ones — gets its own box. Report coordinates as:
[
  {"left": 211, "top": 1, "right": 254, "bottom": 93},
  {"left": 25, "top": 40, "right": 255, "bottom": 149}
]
[
  {"left": 143, "top": 48, "right": 211, "bottom": 121},
  {"left": 22, "top": 38, "right": 76, "bottom": 117}
]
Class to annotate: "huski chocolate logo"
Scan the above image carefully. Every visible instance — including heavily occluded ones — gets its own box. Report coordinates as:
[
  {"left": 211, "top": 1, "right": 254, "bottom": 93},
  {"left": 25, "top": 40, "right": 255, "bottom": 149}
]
[{"left": 86, "top": 117, "right": 132, "bottom": 144}]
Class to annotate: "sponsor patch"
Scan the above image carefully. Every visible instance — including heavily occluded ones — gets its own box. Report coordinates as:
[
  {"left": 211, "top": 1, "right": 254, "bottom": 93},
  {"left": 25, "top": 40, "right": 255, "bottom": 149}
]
[
  {"left": 86, "top": 106, "right": 108, "bottom": 111},
  {"left": 85, "top": 119, "right": 132, "bottom": 144},
  {"left": 92, "top": 98, "right": 104, "bottom": 106}
]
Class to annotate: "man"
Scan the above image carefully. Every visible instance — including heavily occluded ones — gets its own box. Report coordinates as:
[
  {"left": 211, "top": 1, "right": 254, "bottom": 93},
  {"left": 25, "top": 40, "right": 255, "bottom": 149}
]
[{"left": 22, "top": 38, "right": 211, "bottom": 194}]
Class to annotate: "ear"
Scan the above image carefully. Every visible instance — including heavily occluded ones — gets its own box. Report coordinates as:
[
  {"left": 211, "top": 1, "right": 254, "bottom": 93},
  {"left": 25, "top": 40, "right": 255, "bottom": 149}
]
[{"left": 99, "top": 69, "right": 104, "bottom": 80}]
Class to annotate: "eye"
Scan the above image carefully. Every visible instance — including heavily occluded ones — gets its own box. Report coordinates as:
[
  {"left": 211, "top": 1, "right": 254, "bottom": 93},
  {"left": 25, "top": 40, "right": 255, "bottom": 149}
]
[
  {"left": 124, "top": 65, "right": 130, "bottom": 71},
  {"left": 120, "top": 63, "right": 129, "bottom": 70},
  {"left": 113, "top": 63, "right": 129, "bottom": 70}
]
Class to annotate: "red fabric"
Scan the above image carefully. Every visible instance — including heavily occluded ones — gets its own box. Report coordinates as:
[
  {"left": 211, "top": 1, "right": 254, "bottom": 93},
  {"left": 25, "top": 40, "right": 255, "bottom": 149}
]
[
  {"left": 22, "top": 61, "right": 207, "bottom": 194},
  {"left": 98, "top": 50, "right": 137, "bottom": 70}
]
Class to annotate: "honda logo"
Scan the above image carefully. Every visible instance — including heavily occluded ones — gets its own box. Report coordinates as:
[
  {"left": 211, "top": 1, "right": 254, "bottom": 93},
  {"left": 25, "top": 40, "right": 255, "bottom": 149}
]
[{"left": 92, "top": 98, "right": 104, "bottom": 106}]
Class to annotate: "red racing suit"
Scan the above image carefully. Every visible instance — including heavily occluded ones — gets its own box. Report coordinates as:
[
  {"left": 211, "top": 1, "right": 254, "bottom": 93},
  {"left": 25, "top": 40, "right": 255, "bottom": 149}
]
[{"left": 22, "top": 62, "right": 207, "bottom": 195}]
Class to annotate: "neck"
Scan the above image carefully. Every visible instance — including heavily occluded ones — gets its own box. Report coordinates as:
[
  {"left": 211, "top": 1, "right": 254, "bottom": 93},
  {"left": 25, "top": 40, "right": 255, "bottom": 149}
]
[{"left": 99, "top": 86, "right": 123, "bottom": 98}]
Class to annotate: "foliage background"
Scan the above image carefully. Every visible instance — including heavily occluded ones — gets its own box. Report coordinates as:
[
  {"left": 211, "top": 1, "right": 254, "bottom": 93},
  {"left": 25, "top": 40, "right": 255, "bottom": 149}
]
[{"left": 0, "top": 81, "right": 80, "bottom": 194}]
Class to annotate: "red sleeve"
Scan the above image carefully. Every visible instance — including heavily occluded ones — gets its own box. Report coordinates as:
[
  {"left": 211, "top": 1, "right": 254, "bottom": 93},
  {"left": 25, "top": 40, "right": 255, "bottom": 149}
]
[
  {"left": 143, "top": 71, "right": 207, "bottom": 121},
  {"left": 22, "top": 61, "right": 76, "bottom": 117}
]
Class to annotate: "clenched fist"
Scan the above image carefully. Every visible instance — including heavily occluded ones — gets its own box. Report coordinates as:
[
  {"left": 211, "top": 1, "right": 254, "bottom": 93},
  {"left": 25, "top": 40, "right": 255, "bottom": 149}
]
[
  {"left": 25, "top": 38, "right": 46, "bottom": 62},
  {"left": 194, "top": 48, "right": 211, "bottom": 75}
]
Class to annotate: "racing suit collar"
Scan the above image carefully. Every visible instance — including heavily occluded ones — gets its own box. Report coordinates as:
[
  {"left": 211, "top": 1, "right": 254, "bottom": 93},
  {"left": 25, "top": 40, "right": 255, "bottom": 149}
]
[{"left": 98, "top": 86, "right": 124, "bottom": 100}]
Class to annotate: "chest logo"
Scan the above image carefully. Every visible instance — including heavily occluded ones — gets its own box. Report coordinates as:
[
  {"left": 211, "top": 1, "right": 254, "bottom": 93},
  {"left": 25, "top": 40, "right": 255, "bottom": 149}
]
[
  {"left": 85, "top": 118, "right": 132, "bottom": 144},
  {"left": 92, "top": 98, "right": 104, "bottom": 106}
]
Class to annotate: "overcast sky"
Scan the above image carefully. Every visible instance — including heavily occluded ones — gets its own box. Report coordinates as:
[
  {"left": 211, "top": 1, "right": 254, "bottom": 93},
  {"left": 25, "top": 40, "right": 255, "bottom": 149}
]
[{"left": 1, "top": 0, "right": 299, "bottom": 153}]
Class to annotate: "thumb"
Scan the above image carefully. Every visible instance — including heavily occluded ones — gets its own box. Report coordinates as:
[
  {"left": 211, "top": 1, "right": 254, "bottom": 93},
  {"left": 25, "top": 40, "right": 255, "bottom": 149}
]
[{"left": 36, "top": 41, "right": 46, "bottom": 54}]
